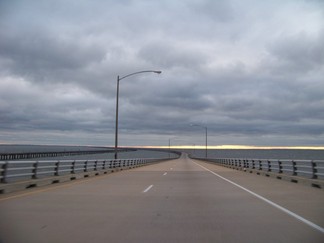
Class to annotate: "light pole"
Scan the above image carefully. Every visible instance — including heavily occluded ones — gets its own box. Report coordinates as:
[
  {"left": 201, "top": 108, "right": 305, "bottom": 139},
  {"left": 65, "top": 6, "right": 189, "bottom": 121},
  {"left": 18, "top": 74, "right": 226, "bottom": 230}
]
[
  {"left": 190, "top": 124, "right": 208, "bottom": 158},
  {"left": 114, "top": 70, "right": 162, "bottom": 159},
  {"left": 168, "top": 137, "right": 177, "bottom": 158},
  {"left": 169, "top": 138, "right": 171, "bottom": 159}
]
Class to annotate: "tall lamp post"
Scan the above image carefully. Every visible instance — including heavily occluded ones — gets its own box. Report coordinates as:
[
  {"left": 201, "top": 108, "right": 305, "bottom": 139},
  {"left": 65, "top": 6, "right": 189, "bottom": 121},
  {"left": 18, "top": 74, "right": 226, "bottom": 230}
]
[
  {"left": 115, "top": 70, "right": 162, "bottom": 159},
  {"left": 190, "top": 124, "right": 208, "bottom": 158},
  {"left": 168, "top": 137, "right": 178, "bottom": 158}
]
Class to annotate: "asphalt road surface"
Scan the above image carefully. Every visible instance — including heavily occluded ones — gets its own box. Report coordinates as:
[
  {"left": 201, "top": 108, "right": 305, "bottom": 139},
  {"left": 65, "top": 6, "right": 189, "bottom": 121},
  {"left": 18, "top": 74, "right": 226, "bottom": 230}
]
[{"left": 0, "top": 153, "right": 323, "bottom": 243}]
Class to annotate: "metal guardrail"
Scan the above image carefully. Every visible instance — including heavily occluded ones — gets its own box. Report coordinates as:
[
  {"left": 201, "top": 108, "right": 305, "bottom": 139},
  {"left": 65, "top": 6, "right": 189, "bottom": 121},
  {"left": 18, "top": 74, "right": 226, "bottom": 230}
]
[
  {"left": 193, "top": 157, "right": 324, "bottom": 180},
  {"left": 0, "top": 158, "right": 167, "bottom": 183}
]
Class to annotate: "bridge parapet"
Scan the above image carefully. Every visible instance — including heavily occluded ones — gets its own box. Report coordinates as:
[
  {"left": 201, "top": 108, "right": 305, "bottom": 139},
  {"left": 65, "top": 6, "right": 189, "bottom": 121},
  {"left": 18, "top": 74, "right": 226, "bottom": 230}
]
[
  {"left": 192, "top": 157, "right": 324, "bottom": 189},
  {"left": 0, "top": 157, "right": 175, "bottom": 194}
]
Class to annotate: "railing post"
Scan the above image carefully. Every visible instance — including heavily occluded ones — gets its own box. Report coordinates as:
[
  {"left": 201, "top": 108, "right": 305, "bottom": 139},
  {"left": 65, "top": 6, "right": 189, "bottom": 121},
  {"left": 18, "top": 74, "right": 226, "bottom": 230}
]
[
  {"left": 71, "top": 161, "right": 76, "bottom": 174},
  {"left": 109, "top": 160, "right": 113, "bottom": 169},
  {"left": 311, "top": 161, "right": 318, "bottom": 179},
  {"left": 292, "top": 161, "right": 297, "bottom": 176},
  {"left": 54, "top": 161, "right": 60, "bottom": 176},
  {"left": 112, "top": 160, "right": 116, "bottom": 168},
  {"left": 1, "top": 162, "right": 9, "bottom": 183},
  {"left": 94, "top": 160, "right": 98, "bottom": 171},
  {"left": 278, "top": 160, "right": 283, "bottom": 173},
  {"left": 32, "top": 161, "right": 39, "bottom": 179},
  {"left": 84, "top": 161, "right": 88, "bottom": 172},
  {"left": 267, "top": 160, "right": 271, "bottom": 172}
]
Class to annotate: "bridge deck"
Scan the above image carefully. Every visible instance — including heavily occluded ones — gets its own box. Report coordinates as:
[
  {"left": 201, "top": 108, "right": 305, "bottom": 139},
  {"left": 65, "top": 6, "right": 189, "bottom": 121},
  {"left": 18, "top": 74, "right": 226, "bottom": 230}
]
[{"left": 0, "top": 154, "right": 323, "bottom": 243}]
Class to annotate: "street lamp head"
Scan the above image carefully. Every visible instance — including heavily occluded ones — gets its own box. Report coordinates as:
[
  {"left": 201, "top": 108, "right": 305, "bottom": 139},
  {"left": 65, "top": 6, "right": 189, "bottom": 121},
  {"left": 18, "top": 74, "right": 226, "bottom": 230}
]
[{"left": 154, "top": 71, "right": 162, "bottom": 74}]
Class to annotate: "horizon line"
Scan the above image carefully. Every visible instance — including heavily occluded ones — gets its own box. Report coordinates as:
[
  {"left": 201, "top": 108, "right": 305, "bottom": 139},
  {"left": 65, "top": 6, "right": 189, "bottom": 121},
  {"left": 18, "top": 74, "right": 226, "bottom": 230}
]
[
  {"left": 1, "top": 143, "right": 323, "bottom": 150},
  {"left": 123, "top": 145, "right": 324, "bottom": 150}
]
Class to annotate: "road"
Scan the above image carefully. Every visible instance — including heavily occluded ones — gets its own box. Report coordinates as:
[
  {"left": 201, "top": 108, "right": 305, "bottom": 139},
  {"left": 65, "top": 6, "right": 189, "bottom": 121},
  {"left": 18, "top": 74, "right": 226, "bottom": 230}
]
[{"left": 0, "top": 153, "right": 323, "bottom": 243}]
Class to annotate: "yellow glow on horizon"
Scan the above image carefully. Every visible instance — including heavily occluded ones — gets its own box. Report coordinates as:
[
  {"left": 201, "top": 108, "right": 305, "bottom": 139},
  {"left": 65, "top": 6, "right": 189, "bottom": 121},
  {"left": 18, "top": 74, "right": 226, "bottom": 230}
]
[{"left": 125, "top": 145, "right": 324, "bottom": 150}]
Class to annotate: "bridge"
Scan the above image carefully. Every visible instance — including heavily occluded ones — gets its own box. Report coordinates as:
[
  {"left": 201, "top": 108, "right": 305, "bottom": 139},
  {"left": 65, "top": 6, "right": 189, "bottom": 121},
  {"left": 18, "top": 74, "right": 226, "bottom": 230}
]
[
  {"left": 0, "top": 148, "right": 134, "bottom": 160},
  {"left": 0, "top": 153, "right": 323, "bottom": 242}
]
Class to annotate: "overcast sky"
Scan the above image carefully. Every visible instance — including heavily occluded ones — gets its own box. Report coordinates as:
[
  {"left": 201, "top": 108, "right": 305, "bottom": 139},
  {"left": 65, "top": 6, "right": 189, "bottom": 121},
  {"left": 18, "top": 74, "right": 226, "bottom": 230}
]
[{"left": 0, "top": 0, "right": 323, "bottom": 147}]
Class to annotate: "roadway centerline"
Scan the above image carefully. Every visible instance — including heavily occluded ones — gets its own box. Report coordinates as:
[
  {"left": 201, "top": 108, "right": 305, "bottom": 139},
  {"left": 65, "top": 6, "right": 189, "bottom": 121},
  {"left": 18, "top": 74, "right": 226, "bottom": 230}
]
[
  {"left": 192, "top": 160, "right": 324, "bottom": 234},
  {"left": 142, "top": 185, "right": 154, "bottom": 193}
]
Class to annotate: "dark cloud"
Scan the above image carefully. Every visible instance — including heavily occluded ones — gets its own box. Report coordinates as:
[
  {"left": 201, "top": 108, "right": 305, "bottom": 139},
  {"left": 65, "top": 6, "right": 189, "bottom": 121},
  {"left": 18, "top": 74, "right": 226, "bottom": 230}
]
[
  {"left": 267, "top": 30, "right": 324, "bottom": 74},
  {"left": 0, "top": 31, "right": 105, "bottom": 82},
  {"left": 138, "top": 41, "right": 209, "bottom": 69},
  {"left": 0, "top": 0, "right": 323, "bottom": 146},
  {"left": 190, "top": 0, "right": 235, "bottom": 22}
]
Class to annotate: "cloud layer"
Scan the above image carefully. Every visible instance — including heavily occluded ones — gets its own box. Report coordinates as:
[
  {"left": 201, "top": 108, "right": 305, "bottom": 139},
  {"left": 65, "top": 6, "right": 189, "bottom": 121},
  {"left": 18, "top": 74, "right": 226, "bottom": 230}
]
[{"left": 1, "top": 0, "right": 324, "bottom": 146}]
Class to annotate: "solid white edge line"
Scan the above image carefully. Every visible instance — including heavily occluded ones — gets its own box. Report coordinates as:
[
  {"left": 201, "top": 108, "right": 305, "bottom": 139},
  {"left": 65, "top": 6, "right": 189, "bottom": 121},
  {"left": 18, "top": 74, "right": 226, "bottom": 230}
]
[
  {"left": 192, "top": 161, "right": 324, "bottom": 234},
  {"left": 143, "top": 184, "right": 153, "bottom": 193}
]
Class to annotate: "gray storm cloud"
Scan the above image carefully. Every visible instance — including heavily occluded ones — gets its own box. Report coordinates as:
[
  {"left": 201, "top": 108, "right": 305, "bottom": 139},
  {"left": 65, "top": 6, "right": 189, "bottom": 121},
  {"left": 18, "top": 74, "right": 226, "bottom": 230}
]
[{"left": 0, "top": 0, "right": 323, "bottom": 146}]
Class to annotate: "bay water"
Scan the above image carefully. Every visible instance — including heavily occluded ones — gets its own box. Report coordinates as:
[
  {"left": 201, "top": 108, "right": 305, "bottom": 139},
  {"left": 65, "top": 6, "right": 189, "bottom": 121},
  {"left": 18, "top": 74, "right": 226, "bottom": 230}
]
[{"left": 1, "top": 145, "right": 323, "bottom": 160}]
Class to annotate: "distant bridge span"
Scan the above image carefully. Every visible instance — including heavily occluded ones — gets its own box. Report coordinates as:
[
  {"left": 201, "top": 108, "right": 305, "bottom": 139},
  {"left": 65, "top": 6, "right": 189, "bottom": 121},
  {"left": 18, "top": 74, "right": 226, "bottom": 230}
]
[{"left": 0, "top": 153, "right": 323, "bottom": 242}]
